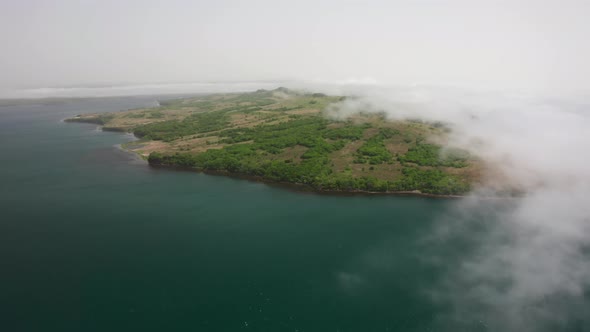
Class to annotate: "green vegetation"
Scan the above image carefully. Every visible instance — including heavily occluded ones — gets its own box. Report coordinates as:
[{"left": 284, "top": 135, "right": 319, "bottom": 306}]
[
  {"left": 133, "top": 108, "right": 233, "bottom": 141},
  {"left": 148, "top": 151, "right": 468, "bottom": 195},
  {"left": 355, "top": 128, "right": 399, "bottom": 164},
  {"left": 393, "top": 167, "right": 470, "bottom": 195},
  {"left": 147, "top": 114, "right": 470, "bottom": 195},
  {"left": 323, "top": 124, "right": 369, "bottom": 140},
  {"left": 67, "top": 88, "right": 477, "bottom": 196},
  {"left": 218, "top": 117, "right": 330, "bottom": 150},
  {"left": 399, "top": 143, "right": 469, "bottom": 168}
]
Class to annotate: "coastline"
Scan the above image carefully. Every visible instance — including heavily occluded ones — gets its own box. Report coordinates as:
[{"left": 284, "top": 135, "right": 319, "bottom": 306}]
[
  {"left": 67, "top": 120, "right": 518, "bottom": 200},
  {"left": 63, "top": 98, "right": 490, "bottom": 199},
  {"left": 147, "top": 163, "right": 467, "bottom": 199},
  {"left": 69, "top": 119, "right": 148, "bottom": 162},
  {"left": 65, "top": 120, "right": 467, "bottom": 199},
  {"left": 115, "top": 132, "right": 149, "bottom": 162},
  {"left": 150, "top": 164, "right": 521, "bottom": 200}
]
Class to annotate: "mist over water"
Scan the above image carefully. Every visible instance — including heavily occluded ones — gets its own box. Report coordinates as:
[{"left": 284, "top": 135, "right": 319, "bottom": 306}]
[
  {"left": 4, "top": 81, "right": 589, "bottom": 330},
  {"left": 0, "top": 85, "right": 589, "bottom": 331},
  {"left": 315, "top": 83, "right": 590, "bottom": 330}
]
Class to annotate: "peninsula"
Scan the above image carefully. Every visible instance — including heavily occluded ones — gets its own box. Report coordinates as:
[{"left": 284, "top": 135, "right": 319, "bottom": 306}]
[{"left": 66, "top": 88, "right": 482, "bottom": 196}]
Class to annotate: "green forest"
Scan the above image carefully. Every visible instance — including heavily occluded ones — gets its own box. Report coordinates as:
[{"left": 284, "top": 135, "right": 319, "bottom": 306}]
[{"left": 144, "top": 105, "right": 471, "bottom": 194}]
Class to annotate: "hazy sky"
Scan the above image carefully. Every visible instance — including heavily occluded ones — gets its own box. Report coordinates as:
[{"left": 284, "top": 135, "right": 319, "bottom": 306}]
[{"left": 1, "top": 0, "right": 589, "bottom": 92}]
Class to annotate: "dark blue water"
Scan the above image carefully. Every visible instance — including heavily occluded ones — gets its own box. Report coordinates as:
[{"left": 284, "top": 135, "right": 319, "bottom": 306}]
[{"left": 1, "top": 97, "right": 585, "bottom": 332}]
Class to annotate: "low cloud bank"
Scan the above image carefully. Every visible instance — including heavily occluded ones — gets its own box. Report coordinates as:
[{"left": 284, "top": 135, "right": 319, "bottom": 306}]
[{"left": 305, "top": 83, "right": 590, "bottom": 330}]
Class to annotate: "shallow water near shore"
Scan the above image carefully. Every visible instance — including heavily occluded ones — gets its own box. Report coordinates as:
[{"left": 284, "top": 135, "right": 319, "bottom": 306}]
[{"left": 1, "top": 97, "right": 587, "bottom": 331}]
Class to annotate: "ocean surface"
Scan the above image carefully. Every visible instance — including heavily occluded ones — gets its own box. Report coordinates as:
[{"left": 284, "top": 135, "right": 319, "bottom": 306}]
[{"left": 0, "top": 97, "right": 587, "bottom": 332}]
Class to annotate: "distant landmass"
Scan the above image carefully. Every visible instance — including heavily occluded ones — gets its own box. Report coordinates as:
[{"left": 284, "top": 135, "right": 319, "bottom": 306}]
[{"left": 66, "top": 88, "right": 481, "bottom": 196}]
